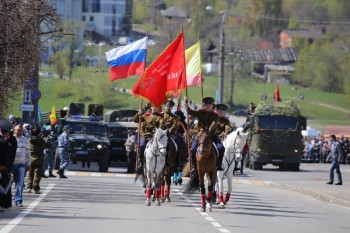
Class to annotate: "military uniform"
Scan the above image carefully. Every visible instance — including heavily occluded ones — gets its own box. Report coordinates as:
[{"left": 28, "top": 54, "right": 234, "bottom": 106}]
[
  {"left": 186, "top": 97, "right": 225, "bottom": 171},
  {"left": 57, "top": 126, "right": 70, "bottom": 178},
  {"left": 43, "top": 132, "right": 57, "bottom": 177},
  {"left": 27, "top": 127, "right": 50, "bottom": 193},
  {"left": 133, "top": 104, "right": 161, "bottom": 169}
]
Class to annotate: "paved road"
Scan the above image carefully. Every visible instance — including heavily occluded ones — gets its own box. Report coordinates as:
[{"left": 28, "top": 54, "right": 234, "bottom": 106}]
[{"left": 1, "top": 163, "right": 349, "bottom": 233}]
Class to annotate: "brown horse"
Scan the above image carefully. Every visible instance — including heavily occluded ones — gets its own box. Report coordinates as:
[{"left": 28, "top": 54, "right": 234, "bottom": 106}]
[
  {"left": 159, "top": 136, "right": 177, "bottom": 202},
  {"left": 183, "top": 129, "right": 217, "bottom": 212}
]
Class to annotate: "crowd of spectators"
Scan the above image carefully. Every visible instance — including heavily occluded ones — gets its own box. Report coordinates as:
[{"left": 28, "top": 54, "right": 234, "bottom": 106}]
[{"left": 302, "top": 134, "right": 350, "bottom": 164}]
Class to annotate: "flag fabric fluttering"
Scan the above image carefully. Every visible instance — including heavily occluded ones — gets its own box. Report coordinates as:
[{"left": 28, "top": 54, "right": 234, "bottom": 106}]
[
  {"left": 274, "top": 83, "right": 281, "bottom": 102},
  {"left": 49, "top": 105, "right": 57, "bottom": 125},
  {"left": 105, "top": 36, "right": 147, "bottom": 81},
  {"left": 185, "top": 41, "right": 202, "bottom": 86},
  {"left": 38, "top": 104, "right": 43, "bottom": 125},
  {"left": 132, "top": 33, "right": 186, "bottom": 107}
]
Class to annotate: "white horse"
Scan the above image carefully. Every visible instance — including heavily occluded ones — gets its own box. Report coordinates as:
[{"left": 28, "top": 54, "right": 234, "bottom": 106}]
[
  {"left": 217, "top": 127, "right": 249, "bottom": 208},
  {"left": 144, "top": 128, "right": 168, "bottom": 206}
]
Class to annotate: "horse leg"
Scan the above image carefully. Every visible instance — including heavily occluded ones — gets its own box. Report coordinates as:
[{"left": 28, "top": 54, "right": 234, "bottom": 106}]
[
  {"left": 178, "top": 171, "right": 183, "bottom": 185},
  {"left": 155, "top": 174, "right": 161, "bottom": 206},
  {"left": 224, "top": 169, "right": 233, "bottom": 205},
  {"left": 165, "top": 172, "right": 172, "bottom": 202},
  {"left": 206, "top": 183, "right": 214, "bottom": 212},
  {"left": 173, "top": 171, "right": 178, "bottom": 185},
  {"left": 217, "top": 171, "right": 225, "bottom": 209},
  {"left": 145, "top": 172, "right": 152, "bottom": 206}
]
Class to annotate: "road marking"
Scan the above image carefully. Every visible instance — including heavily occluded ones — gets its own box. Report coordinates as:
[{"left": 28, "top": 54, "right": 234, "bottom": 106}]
[
  {"left": 174, "top": 188, "right": 232, "bottom": 233},
  {"left": 0, "top": 184, "right": 55, "bottom": 233}
]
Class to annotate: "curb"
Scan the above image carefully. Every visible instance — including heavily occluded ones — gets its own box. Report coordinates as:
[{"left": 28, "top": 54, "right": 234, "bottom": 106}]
[{"left": 271, "top": 182, "right": 350, "bottom": 208}]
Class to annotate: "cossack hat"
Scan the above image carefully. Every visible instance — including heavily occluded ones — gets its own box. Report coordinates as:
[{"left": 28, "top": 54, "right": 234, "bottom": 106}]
[
  {"left": 174, "top": 110, "right": 185, "bottom": 119},
  {"left": 216, "top": 104, "right": 228, "bottom": 111},
  {"left": 202, "top": 97, "right": 215, "bottom": 105},
  {"left": 143, "top": 103, "right": 152, "bottom": 111},
  {"left": 165, "top": 100, "right": 175, "bottom": 107}
]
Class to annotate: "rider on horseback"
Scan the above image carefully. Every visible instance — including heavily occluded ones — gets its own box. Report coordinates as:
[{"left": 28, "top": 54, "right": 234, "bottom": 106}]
[
  {"left": 159, "top": 100, "right": 177, "bottom": 168},
  {"left": 133, "top": 103, "right": 161, "bottom": 172},
  {"left": 213, "top": 104, "right": 232, "bottom": 169},
  {"left": 184, "top": 96, "right": 225, "bottom": 172}
]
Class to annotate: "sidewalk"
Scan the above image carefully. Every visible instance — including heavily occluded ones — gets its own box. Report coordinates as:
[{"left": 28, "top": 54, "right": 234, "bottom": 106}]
[{"left": 271, "top": 165, "right": 350, "bottom": 208}]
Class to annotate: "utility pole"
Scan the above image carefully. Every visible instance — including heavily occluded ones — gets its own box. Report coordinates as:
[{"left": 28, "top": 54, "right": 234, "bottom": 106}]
[{"left": 218, "top": 12, "right": 226, "bottom": 104}]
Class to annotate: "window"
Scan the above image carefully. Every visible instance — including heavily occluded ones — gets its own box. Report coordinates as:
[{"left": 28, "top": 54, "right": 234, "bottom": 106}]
[
  {"left": 258, "top": 116, "right": 297, "bottom": 130},
  {"left": 82, "top": 15, "right": 86, "bottom": 21},
  {"left": 90, "top": 16, "right": 94, "bottom": 21}
]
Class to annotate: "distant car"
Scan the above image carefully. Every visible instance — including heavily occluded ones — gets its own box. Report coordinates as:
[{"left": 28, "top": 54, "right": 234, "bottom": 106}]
[{"left": 233, "top": 109, "right": 247, "bottom": 117}]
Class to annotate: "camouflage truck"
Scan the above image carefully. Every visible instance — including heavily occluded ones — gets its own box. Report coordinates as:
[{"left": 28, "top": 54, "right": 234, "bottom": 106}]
[{"left": 247, "top": 101, "right": 306, "bottom": 171}]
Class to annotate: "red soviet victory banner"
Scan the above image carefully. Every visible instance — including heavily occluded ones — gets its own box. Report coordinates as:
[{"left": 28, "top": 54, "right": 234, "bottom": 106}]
[{"left": 132, "top": 32, "right": 186, "bottom": 107}]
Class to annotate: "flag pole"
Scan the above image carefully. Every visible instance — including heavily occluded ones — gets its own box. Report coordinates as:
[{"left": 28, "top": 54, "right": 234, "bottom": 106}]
[
  {"left": 198, "top": 38, "right": 204, "bottom": 110},
  {"left": 183, "top": 29, "right": 192, "bottom": 178},
  {"left": 135, "top": 32, "right": 149, "bottom": 170}
]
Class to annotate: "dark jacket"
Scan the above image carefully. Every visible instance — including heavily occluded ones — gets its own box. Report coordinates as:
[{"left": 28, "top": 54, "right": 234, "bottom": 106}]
[{"left": 29, "top": 135, "right": 50, "bottom": 165}]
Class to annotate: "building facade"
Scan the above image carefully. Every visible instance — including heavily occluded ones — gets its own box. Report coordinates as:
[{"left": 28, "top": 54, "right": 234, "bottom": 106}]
[{"left": 53, "top": 0, "right": 132, "bottom": 41}]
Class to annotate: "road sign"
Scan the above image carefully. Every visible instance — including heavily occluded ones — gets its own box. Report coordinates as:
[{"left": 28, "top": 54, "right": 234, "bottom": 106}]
[
  {"left": 24, "top": 89, "right": 32, "bottom": 103},
  {"left": 20, "top": 104, "right": 34, "bottom": 112},
  {"left": 31, "top": 89, "right": 41, "bottom": 101}
]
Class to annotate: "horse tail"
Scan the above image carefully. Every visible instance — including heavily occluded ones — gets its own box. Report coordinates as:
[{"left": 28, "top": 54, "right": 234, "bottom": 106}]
[
  {"left": 183, "top": 171, "right": 199, "bottom": 196},
  {"left": 182, "top": 161, "right": 190, "bottom": 177}
]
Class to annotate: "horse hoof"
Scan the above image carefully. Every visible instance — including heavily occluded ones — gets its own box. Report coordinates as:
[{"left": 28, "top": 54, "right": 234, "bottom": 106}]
[
  {"left": 206, "top": 203, "right": 212, "bottom": 212},
  {"left": 166, "top": 197, "right": 171, "bottom": 202},
  {"left": 146, "top": 200, "right": 151, "bottom": 206},
  {"left": 156, "top": 201, "right": 161, "bottom": 206},
  {"left": 178, "top": 179, "right": 182, "bottom": 185},
  {"left": 160, "top": 198, "right": 165, "bottom": 203},
  {"left": 219, "top": 203, "right": 225, "bottom": 209},
  {"left": 174, "top": 182, "right": 178, "bottom": 185},
  {"left": 200, "top": 207, "right": 206, "bottom": 212}
]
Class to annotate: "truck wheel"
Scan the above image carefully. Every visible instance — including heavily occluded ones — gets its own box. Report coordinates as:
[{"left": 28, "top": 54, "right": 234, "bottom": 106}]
[
  {"left": 98, "top": 150, "right": 110, "bottom": 172},
  {"left": 54, "top": 148, "right": 61, "bottom": 170}
]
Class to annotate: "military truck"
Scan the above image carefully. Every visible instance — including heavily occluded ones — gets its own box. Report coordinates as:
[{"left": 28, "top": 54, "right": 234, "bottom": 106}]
[
  {"left": 247, "top": 101, "right": 306, "bottom": 171},
  {"left": 55, "top": 103, "right": 110, "bottom": 172}
]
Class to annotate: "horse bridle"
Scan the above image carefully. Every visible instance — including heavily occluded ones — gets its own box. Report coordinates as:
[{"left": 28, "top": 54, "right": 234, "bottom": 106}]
[{"left": 151, "top": 133, "right": 167, "bottom": 157}]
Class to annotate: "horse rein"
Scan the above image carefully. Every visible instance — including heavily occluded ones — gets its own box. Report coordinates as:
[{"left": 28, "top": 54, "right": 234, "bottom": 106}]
[{"left": 150, "top": 134, "right": 167, "bottom": 157}]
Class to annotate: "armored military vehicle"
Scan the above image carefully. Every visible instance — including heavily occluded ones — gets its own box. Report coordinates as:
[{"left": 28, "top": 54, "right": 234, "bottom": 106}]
[
  {"left": 55, "top": 103, "right": 110, "bottom": 172},
  {"left": 247, "top": 101, "right": 306, "bottom": 171}
]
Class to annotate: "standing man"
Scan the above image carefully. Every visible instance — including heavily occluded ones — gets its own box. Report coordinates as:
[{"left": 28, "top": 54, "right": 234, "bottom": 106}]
[
  {"left": 326, "top": 134, "right": 343, "bottom": 185},
  {"left": 27, "top": 126, "right": 49, "bottom": 194},
  {"left": 124, "top": 129, "right": 136, "bottom": 173},
  {"left": 57, "top": 125, "right": 71, "bottom": 179},
  {"left": 43, "top": 130, "right": 57, "bottom": 177},
  {"left": 12, "top": 124, "right": 31, "bottom": 206}
]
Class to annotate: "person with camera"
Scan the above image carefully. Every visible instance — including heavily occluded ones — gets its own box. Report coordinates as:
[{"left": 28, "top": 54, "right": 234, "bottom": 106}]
[
  {"left": 12, "top": 124, "right": 31, "bottom": 206},
  {"left": 27, "top": 126, "right": 50, "bottom": 194}
]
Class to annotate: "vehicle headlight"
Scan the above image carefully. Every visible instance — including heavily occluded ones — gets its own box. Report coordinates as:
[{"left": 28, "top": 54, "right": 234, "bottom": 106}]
[{"left": 97, "top": 144, "right": 103, "bottom": 149}]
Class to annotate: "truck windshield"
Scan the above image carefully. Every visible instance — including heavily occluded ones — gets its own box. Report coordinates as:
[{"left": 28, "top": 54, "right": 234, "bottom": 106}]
[
  {"left": 258, "top": 116, "right": 297, "bottom": 130},
  {"left": 64, "top": 122, "right": 107, "bottom": 136}
]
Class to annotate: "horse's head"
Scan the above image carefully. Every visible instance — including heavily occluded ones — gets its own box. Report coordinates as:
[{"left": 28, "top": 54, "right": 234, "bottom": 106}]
[
  {"left": 197, "top": 129, "right": 212, "bottom": 155},
  {"left": 153, "top": 128, "right": 168, "bottom": 156},
  {"left": 226, "top": 127, "right": 249, "bottom": 160}
]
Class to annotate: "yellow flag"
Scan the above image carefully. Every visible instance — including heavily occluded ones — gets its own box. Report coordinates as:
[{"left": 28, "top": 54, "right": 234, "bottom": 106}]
[
  {"left": 185, "top": 42, "right": 202, "bottom": 86},
  {"left": 49, "top": 105, "right": 57, "bottom": 125}
]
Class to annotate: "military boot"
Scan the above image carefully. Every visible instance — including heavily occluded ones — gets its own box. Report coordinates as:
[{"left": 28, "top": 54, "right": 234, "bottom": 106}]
[
  {"left": 59, "top": 169, "right": 68, "bottom": 179},
  {"left": 49, "top": 171, "right": 56, "bottom": 178}
]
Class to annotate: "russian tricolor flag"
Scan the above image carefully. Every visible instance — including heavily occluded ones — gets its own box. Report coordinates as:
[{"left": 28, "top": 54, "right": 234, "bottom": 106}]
[{"left": 105, "top": 36, "right": 147, "bottom": 81}]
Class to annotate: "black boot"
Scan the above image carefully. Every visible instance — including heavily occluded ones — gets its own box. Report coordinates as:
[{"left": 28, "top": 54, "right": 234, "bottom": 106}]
[
  {"left": 217, "top": 151, "right": 224, "bottom": 171},
  {"left": 42, "top": 172, "right": 48, "bottom": 178},
  {"left": 58, "top": 169, "right": 68, "bottom": 179},
  {"left": 49, "top": 171, "right": 56, "bottom": 178}
]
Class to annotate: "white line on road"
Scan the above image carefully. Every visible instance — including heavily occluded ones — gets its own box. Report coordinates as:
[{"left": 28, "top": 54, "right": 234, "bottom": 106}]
[{"left": 0, "top": 184, "right": 55, "bottom": 233}]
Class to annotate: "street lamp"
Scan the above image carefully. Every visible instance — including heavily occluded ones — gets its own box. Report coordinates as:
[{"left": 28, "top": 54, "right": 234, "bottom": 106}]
[{"left": 206, "top": 6, "right": 227, "bottom": 104}]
